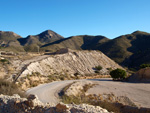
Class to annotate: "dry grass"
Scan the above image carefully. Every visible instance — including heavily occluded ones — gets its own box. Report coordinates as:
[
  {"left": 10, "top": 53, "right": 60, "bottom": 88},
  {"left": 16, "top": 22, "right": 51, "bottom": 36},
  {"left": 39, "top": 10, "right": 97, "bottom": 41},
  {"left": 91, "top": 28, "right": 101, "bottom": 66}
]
[
  {"left": 60, "top": 83, "right": 120, "bottom": 112},
  {"left": 61, "top": 94, "right": 150, "bottom": 113},
  {"left": 59, "top": 82, "right": 76, "bottom": 96},
  {"left": 61, "top": 94, "right": 121, "bottom": 113},
  {"left": 82, "top": 83, "right": 96, "bottom": 92},
  {"left": 0, "top": 78, "right": 26, "bottom": 97}
]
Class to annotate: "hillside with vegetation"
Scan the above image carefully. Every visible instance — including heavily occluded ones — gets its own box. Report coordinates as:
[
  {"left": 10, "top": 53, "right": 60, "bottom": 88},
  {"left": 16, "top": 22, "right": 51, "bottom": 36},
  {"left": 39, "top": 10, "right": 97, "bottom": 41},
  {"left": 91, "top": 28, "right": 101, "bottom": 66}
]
[
  {"left": 41, "top": 35, "right": 109, "bottom": 51},
  {"left": 18, "top": 30, "right": 64, "bottom": 52},
  {"left": 97, "top": 31, "right": 150, "bottom": 68},
  {"left": 0, "top": 31, "right": 24, "bottom": 52},
  {"left": 41, "top": 30, "right": 150, "bottom": 69},
  {"left": 1, "top": 30, "right": 150, "bottom": 68},
  {"left": 1, "top": 30, "right": 150, "bottom": 113}
]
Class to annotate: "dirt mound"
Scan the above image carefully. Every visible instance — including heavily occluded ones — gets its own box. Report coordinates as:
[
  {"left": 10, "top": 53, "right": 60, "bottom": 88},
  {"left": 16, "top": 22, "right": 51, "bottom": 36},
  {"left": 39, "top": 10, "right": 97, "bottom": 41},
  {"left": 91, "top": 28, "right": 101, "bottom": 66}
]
[
  {"left": 18, "top": 50, "right": 122, "bottom": 79},
  {"left": 127, "top": 67, "right": 150, "bottom": 83}
]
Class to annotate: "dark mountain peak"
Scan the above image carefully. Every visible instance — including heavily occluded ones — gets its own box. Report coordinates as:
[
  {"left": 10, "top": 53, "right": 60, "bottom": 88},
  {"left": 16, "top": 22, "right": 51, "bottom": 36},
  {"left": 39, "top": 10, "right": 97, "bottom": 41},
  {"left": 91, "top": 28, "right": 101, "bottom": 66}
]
[
  {"left": 19, "top": 30, "right": 64, "bottom": 47},
  {"left": 39, "top": 30, "right": 54, "bottom": 36},
  {"left": 38, "top": 30, "right": 64, "bottom": 39},
  {"left": 132, "top": 30, "right": 150, "bottom": 35}
]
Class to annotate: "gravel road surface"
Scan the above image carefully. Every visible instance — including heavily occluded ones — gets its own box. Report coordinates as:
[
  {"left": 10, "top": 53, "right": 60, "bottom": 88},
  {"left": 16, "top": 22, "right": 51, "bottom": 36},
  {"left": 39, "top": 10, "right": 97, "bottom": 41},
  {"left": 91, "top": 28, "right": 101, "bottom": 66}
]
[
  {"left": 26, "top": 78, "right": 150, "bottom": 108},
  {"left": 26, "top": 80, "right": 75, "bottom": 105}
]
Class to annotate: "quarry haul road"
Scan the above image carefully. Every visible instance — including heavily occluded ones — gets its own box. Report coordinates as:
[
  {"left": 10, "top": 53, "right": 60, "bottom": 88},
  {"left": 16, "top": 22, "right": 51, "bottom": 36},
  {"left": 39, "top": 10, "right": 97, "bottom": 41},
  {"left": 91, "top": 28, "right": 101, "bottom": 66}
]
[
  {"left": 26, "top": 78, "right": 150, "bottom": 108},
  {"left": 26, "top": 80, "right": 77, "bottom": 105}
]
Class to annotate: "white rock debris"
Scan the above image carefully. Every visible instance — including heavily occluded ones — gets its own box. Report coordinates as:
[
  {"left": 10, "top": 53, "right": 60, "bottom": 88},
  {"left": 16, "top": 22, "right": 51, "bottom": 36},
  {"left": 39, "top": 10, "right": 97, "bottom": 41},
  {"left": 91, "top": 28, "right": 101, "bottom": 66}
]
[
  {"left": 18, "top": 50, "right": 122, "bottom": 79},
  {"left": 0, "top": 94, "right": 112, "bottom": 113}
]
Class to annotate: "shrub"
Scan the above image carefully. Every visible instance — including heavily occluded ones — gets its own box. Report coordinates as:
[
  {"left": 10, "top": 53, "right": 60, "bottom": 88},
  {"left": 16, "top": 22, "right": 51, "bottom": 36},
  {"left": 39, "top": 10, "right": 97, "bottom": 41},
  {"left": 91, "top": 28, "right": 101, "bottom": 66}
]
[
  {"left": 0, "top": 78, "right": 26, "bottom": 97},
  {"left": 95, "top": 65, "right": 102, "bottom": 71},
  {"left": 61, "top": 95, "right": 120, "bottom": 113},
  {"left": 110, "top": 68, "right": 126, "bottom": 80},
  {"left": 0, "top": 59, "right": 9, "bottom": 64},
  {"left": 94, "top": 70, "right": 99, "bottom": 73},
  {"left": 107, "top": 68, "right": 112, "bottom": 71},
  {"left": 74, "top": 72, "right": 79, "bottom": 76},
  {"left": 140, "top": 64, "right": 150, "bottom": 69}
]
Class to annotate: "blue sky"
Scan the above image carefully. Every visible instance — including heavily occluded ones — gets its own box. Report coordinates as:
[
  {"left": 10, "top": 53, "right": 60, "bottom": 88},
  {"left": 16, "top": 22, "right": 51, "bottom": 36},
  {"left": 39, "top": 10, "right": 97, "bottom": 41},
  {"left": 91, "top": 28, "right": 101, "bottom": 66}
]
[{"left": 0, "top": 0, "right": 150, "bottom": 39}]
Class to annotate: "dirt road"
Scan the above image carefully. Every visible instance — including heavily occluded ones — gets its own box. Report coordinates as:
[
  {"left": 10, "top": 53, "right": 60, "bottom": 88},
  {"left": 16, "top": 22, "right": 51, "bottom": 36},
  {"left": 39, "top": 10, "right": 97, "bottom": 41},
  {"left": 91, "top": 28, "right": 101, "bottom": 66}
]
[
  {"left": 88, "top": 79, "right": 150, "bottom": 108},
  {"left": 26, "top": 80, "right": 75, "bottom": 105},
  {"left": 26, "top": 78, "right": 150, "bottom": 108}
]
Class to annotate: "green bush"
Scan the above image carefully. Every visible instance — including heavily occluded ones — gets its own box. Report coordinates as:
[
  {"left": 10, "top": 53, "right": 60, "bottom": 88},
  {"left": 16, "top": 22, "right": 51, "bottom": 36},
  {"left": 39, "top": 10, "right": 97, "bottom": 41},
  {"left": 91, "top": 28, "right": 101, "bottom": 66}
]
[
  {"left": 95, "top": 65, "right": 102, "bottom": 71},
  {"left": 110, "top": 68, "right": 126, "bottom": 80},
  {"left": 140, "top": 64, "right": 150, "bottom": 69},
  {"left": 94, "top": 70, "right": 99, "bottom": 73},
  {"left": 0, "top": 59, "right": 9, "bottom": 64}
]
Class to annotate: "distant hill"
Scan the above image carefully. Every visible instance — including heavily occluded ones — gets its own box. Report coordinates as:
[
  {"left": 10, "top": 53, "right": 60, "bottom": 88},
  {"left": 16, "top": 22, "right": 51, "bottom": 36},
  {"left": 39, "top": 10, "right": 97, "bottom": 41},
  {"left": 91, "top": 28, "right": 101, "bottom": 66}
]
[
  {"left": 41, "top": 35, "right": 109, "bottom": 51},
  {"left": 41, "top": 30, "right": 150, "bottom": 68},
  {"left": 96, "top": 31, "right": 150, "bottom": 68},
  {"left": 1, "top": 30, "right": 150, "bottom": 68},
  {"left": 0, "top": 31, "right": 24, "bottom": 52}
]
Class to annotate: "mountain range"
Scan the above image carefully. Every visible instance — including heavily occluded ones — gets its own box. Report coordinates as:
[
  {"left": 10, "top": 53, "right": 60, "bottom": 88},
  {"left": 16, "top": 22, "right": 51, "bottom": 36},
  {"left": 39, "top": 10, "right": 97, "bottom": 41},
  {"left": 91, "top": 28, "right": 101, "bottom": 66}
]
[{"left": 0, "top": 30, "right": 150, "bottom": 69}]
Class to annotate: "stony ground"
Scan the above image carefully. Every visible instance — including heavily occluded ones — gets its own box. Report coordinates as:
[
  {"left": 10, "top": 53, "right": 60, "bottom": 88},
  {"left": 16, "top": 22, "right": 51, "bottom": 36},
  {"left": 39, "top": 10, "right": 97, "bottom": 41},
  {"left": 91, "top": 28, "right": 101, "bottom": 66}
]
[{"left": 0, "top": 94, "right": 111, "bottom": 113}]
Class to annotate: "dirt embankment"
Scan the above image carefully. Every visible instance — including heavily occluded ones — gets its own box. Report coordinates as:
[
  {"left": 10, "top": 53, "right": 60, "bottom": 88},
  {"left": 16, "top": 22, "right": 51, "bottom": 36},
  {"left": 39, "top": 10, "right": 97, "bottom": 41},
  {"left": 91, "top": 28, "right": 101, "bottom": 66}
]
[
  {"left": 127, "top": 67, "right": 150, "bottom": 83},
  {"left": 18, "top": 50, "right": 122, "bottom": 79}
]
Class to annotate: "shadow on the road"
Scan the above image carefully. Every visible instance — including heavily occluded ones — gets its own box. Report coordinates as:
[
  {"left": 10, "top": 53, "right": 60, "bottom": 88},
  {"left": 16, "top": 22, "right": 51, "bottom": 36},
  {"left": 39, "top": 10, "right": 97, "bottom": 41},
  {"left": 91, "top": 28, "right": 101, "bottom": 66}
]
[
  {"left": 87, "top": 78, "right": 113, "bottom": 81},
  {"left": 122, "top": 80, "right": 150, "bottom": 84},
  {"left": 88, "top": 78, "right": 150, "bottom": 84}
]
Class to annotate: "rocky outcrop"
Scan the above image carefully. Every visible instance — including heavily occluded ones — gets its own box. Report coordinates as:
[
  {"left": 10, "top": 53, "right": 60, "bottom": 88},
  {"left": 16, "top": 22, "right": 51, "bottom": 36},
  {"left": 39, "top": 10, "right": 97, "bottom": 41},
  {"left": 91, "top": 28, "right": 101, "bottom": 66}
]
[
  {"left": 0, "top": 94, "right": 46, "bottom": 113},
  {"left": 0, "top": 94, "right": 111, "bottom": 113},
  {"left": 18, "top": 50, "right": 122, "bottom": 79},
  {"left": 127, "top": 67, "right": 150, "bottom": 83}
]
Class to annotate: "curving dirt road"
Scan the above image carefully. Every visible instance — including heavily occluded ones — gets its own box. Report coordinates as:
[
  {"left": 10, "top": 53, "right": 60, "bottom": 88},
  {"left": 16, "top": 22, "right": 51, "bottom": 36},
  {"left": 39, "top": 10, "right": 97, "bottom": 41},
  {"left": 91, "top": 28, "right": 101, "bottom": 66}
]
[
  {"left": 26, "top": 80, "right": 76, "bottom": 105},
  {"left": 26, "top": 78, "right": 150, "bottom": 108}
]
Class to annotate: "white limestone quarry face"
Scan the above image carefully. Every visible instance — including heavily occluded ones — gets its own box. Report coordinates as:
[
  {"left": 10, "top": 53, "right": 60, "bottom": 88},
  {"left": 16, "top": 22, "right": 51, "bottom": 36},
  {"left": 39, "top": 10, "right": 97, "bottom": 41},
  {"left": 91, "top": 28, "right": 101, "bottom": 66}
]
[{"left": 19, "top": 50, "right": 122, "bottom": 78}]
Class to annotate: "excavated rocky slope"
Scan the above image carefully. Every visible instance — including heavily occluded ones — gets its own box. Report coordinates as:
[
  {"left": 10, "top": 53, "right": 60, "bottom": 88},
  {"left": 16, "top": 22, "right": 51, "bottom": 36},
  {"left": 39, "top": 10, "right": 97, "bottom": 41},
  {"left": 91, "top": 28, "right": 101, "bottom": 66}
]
[{"left": 18, "top": 50, "right": 122, "bottom": 79}]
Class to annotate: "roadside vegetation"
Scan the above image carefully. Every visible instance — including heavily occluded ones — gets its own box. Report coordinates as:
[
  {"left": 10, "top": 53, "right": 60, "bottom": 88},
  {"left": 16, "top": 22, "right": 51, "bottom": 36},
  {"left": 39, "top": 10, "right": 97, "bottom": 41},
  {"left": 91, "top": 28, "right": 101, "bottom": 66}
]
[
  {"left": 60, "top": 82, "right": 150, "bottom": 113},
  {"left": 18, "top": 70, "right": 111, "bottom": 90},
  {"left": 0, "top": 78, "right": 26, "bottom": 97},
  {"left": 62, "top": 95, "right": 121, "bottom": 113},
  {"left": 18, "top": 72, "right": 81, "bottom": 90},
  {"left": 60, "top": 82, "right": 120, "bottom": 112}
]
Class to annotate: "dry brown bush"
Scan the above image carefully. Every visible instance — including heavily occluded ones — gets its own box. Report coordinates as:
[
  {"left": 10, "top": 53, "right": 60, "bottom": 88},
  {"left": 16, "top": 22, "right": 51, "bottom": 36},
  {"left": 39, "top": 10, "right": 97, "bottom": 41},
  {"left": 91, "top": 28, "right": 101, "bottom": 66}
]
[{"left": 0, "top": 78, "right": 26, "bottom": 97}]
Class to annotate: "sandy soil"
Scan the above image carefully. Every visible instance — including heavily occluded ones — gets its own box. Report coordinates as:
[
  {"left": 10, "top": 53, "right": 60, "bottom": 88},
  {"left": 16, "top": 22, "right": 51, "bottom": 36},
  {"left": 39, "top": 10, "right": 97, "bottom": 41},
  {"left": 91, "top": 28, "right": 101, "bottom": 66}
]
[
  {"left": 26, "top": 78, "right": 150, "bottom": 108},
  {"left": 87, "top": 78, "right": 150, "bottom": 108}
]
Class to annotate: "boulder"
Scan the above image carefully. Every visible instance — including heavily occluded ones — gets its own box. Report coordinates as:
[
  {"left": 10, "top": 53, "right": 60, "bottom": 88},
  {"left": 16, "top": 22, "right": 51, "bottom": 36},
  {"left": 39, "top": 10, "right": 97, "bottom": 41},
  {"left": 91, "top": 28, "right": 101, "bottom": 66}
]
[{"left": 56, "top": 102, "right": 69, "bottom": 113}]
